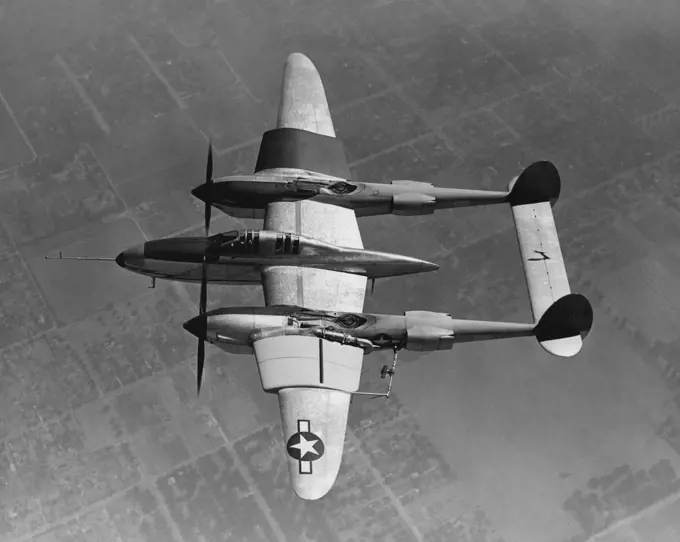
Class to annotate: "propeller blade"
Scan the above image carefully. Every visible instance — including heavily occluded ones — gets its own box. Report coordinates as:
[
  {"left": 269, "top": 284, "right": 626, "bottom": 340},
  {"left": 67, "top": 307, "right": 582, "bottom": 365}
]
[
  {"left": 196, "top": 250, "right": 208, "bottom": 396},
  {"left": 204, "top": 142, "right": 213, "bottom": 237},
  {"left": 200, "top": 259, "right": 208, "bottom": 316},
  {"left": 206, "top": 142, "right": 213, "bottom": 185},
  {"left": 204, "top": 200, "right": 211, "bottom": 237},
  {"left": 195, "top": 141, "right": 214, "bottom": 396},
  {"left": 197, "top": 337, "right": 205, "bottom": 395}
]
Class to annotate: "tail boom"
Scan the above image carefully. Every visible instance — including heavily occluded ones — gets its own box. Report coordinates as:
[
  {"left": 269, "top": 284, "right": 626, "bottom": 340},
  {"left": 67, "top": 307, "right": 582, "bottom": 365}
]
[{"left": 403, "top": 293, "right": 592, "bottom": 357}]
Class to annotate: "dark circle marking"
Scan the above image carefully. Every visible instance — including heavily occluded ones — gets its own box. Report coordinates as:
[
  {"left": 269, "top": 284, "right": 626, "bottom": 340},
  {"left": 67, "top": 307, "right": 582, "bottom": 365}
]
[{"left": 286, "top": 431, "right": 325, "bottom": 461}]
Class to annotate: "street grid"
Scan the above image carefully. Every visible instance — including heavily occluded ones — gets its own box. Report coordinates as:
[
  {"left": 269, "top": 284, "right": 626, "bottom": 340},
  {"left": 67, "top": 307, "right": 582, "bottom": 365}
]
[{"left": 1, "top": 0, "right": 680, "bottom": 541}]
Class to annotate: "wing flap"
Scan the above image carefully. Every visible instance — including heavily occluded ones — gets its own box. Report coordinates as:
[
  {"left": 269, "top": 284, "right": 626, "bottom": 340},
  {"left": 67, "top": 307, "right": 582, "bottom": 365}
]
[{"left": 253, "top": 336, "right": 363, "bottom": 393}]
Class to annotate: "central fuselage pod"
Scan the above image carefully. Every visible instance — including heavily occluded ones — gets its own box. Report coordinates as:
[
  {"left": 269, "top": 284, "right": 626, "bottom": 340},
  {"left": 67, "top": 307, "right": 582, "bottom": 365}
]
[{"left": 115, "top": 229, "right": 438, "bottom": 284}]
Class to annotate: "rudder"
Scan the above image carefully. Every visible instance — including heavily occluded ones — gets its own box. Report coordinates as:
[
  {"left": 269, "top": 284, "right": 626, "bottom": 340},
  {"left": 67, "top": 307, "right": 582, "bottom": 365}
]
[{"left": 534, "top": 293, "right": 593, "bottom": 356}]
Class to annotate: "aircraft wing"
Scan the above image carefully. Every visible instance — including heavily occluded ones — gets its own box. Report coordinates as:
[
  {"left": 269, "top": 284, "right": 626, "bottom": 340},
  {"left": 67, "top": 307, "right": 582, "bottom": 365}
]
[{"left": 253, "top": 53, "right": 367, "bottom": 500}]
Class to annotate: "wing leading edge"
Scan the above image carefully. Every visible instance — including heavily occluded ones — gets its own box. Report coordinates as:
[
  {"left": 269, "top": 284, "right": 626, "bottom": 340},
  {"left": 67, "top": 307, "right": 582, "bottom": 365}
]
[{"left": 255, "top": 53, "right": 366, "bottom": 500}]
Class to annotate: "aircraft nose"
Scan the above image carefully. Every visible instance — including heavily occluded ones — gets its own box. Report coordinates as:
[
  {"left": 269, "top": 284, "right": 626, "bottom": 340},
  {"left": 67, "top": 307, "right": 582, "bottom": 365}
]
[
  {"left": 421, "top": 261, "right": 440, "bottom": 273},
  {"left": 191, "top": 183, "right": 209, "bottom": 203},
  {"left": 115, "top": 244, "right": 145, "bottom": 269},
  {"left": 183, "top": 314, "right": 208, "bottom": 339}
]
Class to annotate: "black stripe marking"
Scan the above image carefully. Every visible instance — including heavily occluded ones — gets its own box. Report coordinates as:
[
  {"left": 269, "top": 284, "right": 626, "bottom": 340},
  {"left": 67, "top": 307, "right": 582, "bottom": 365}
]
[
  {"left": 254, "top": 128, "right": 351, "bottom": 179},
  {"left": 319, "top": 338, "right": 324, "bottom": 384}
]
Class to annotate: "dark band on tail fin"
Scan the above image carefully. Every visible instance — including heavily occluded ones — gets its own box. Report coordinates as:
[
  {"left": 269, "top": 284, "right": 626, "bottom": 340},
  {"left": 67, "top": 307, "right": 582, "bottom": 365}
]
[
  {"left": 533, "top": 293, "right": 593, "bottom": 357},
  {"left": 255, "top": 128, "right": 351, "bottom": 179},
  {"left": 535, "top": 293, "right": 593, "bottom": 342},
  {"left": 508, "top": 160, "right": 561, "bottom": 208}
]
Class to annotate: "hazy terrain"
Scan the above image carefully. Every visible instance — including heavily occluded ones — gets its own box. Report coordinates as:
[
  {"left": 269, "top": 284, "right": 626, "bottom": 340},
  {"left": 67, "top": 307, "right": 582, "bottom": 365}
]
[{"left": 1, "top": 0, "right": 680, "bottom": 540}]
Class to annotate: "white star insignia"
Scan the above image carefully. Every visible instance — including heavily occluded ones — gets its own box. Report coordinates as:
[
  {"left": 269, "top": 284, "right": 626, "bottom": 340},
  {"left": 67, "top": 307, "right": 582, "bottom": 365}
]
[{"left": 290, "top": 434, "right": 320, "bottom": 458}]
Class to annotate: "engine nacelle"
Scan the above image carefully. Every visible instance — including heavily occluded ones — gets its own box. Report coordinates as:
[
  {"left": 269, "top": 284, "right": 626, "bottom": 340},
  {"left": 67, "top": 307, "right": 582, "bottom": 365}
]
[
  {"left": 391, "top": 193, "right": 436, "bottom": 216},
  {"left": 404, "top": 311, "right": 455, "bottom": 351}
]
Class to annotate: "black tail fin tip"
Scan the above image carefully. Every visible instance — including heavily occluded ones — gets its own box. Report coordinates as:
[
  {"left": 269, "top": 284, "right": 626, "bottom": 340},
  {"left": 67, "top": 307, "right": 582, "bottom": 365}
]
[
  {"left": 508, "top": 160, "right": 561, "bottom": 208},
  {"left": 535, "top": 293, "right": 594, "bottom": 343}
]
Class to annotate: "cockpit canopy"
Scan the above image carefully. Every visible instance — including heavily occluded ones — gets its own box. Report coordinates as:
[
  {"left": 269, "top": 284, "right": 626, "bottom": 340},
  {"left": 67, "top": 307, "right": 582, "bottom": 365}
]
[
  {"left": 209, "top": 230, "right": 301, "bottom": 256},
  {"left": 281, "top": 178, "right": 358, "bottom": 196},
  {"left": 209, "top": 230, "right": 256, "bottom": 254}
]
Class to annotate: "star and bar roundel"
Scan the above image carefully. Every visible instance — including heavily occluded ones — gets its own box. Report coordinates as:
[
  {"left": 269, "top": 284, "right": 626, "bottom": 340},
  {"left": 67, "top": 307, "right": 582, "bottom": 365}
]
[{"left": 286, "top": 420, "right": 325, "bottom": 475}]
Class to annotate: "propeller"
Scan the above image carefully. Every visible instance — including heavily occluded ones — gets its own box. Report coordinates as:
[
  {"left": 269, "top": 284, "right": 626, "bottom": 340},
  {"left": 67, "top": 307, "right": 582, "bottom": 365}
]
[
  {"left": 195, "top": 142, "right": 214, "bottom": 395},
  {"left": 204, "top": 141, "right": 213, "bottom": 230}
]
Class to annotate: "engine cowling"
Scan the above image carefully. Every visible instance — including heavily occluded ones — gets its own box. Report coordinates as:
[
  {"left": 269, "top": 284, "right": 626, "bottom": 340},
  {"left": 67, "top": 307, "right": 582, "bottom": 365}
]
[
  {"left": 391, "top": 193, "right": 436, "bottom": 216},
  {"left": 404, "top": 311, "right": 455, "bottom": 351}
]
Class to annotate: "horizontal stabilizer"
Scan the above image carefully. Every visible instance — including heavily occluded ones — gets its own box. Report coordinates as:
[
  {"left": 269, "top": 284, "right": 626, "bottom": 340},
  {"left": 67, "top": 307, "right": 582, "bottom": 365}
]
[
  {"left": 534, "top": 293, "right": 593, "bottom": 356},
  {"left": 508, "top": 161, "right": 592, "bottom": 355},
  {"left": 510, "top": 161, "right": 569, "bottom": 317}
]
